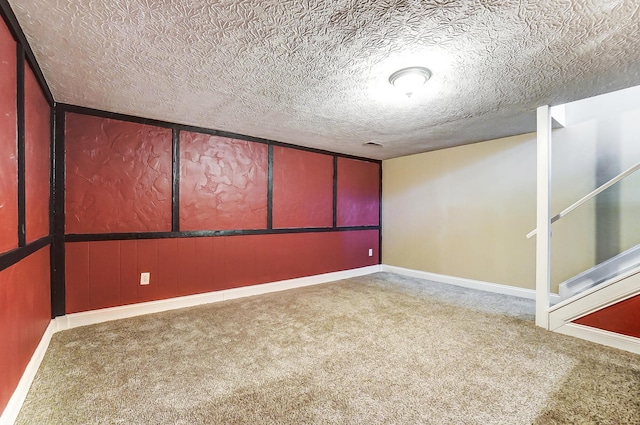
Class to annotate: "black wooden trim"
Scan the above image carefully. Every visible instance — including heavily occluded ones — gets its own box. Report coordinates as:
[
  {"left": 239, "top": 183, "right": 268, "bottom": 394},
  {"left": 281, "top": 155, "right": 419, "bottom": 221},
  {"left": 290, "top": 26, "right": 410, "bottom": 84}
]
[
  {"left": 172, "top": 129, "right": 180, "bottom": 232},
  {"left": 49, "top": 107, "right": 55, "bottom": 235},
  {"left": 0, "top": 236, "right": 51, "bottom": 272},
  {"left": 65, "top": 226, "right": 380, "bottom": 243},
  {"left": 332, "top": 156, "right": 338, "bottom": 228},
  {"left": 60, "top": 103, "right": 173, "bottom": 129},
  {"left": 0, "top": 1, "right": 54, "bottom": 105},
  {"left": 267, "top": 145, "right": 273, "bottom": 230},
  {"left": 57, "top": 103, "right": 382, "bottom": 164},
  {"left": 378, "top": 162, "right": 383, "bottom": 264},
  {"left": 50, "top": 107, "right": 66, "bottom": 317},
  {"left": 16, "top": 44, "right": 25, "bottom": 247}
]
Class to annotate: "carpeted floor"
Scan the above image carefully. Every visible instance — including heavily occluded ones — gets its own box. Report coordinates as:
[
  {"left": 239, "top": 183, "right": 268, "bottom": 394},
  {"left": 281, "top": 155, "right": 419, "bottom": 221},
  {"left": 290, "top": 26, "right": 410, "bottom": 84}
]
[{"left": 16, "top": 272, "right": 640, "bottom": 424}]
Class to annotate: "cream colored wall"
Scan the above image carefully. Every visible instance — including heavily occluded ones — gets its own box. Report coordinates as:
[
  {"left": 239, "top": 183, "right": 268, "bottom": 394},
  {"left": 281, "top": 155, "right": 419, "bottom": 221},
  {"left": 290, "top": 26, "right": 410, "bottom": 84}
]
[
  {"left": 383, "top": 133, "right": 538, "bottom": 289},
  {"left": 383, "top": 128, "right": 598, "bottom": 292}
]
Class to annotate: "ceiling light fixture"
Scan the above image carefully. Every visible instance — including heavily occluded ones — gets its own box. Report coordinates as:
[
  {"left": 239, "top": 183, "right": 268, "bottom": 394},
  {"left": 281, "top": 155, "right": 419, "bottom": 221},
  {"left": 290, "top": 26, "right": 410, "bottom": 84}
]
[{"left": 389, "top": 66, "right": 432, "bottom": 97}]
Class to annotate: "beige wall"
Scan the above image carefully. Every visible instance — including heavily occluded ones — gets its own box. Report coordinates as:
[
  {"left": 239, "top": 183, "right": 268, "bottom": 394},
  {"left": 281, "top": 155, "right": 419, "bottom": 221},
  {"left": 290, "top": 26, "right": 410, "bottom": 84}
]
[
  {"left": 383, "top": 86, "right": 640, "bottom": 293},
  {"left": 382, "top": 127, "right": 599, "bottom": 292}
]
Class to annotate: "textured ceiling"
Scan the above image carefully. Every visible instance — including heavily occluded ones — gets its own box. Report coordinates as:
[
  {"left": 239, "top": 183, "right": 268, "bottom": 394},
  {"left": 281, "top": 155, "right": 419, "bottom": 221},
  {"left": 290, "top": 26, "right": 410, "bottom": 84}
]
[{"left": 8, "top": 0, "right": 640, "bottom": 159}]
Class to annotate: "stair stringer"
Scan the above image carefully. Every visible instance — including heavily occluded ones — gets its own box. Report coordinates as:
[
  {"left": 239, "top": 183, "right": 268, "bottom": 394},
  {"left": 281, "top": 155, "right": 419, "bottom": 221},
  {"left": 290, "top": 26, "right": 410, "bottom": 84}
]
[{"left": 548, "top": 266, "right": 640, "bottom": 354}]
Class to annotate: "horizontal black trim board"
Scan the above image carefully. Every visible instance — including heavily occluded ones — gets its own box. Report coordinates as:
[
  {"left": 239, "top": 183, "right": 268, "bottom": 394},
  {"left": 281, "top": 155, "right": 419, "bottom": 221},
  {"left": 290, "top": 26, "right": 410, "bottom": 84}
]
[
  {"left": 0, "top": 236, "right": 52, "bottom": 272},
  {"left": 58, "top": 103, "right": 381, "bottom": 164},
  {"left": 65, "top": 226, "right": 381, "bottom": 242},
  {"left": 0, "top": 1, "right": 55, "bottom": 105}
]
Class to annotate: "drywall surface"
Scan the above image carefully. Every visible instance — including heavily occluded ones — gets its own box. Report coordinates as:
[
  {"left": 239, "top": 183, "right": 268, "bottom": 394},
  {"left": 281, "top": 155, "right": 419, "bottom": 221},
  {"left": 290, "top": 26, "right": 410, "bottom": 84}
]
[
  {"left": 383, "top": 87, "right": 640, "bottom": 292},
  {"left": 383, "top": 133, "right": 538, "bottom": 290}
]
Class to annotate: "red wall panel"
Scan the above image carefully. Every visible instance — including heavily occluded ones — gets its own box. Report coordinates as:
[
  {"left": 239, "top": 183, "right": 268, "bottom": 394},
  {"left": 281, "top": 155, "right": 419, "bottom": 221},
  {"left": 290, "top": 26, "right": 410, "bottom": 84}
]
[
  {"left": 180, "top": 131, "right": 268, "bottom": 231},
  {"left": 337, "top": 158, "right": 380, "bottom": 227},
  {"left": 574, "top": 295, "right": 640, "bottom": 338},
  {"left": 272, "top": 147, "right": 333, "bottom": 228},
  {"left": 0, "top": 20, "right": 18, "bottom": 253},
  {"left": 65, "top": 242, "right": 89, "bottom": 314},
  {"left": 65, "top": 113, "right": 172, "bottom": 234},
  {"left": 24, "top": 62, "right": 51, "bottom": 242},
  {"left": 0, "top": 247, "right": 51, "bottom": 413},
  {"left": 65, "top": 231, "right": 378, "bottom": 313}
]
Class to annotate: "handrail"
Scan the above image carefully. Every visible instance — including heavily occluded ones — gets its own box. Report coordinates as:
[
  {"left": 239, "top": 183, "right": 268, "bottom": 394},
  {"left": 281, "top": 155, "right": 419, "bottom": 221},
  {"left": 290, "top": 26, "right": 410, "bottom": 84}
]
[{"left": 527, "top": 160, "right": 640, "bottom": 238}]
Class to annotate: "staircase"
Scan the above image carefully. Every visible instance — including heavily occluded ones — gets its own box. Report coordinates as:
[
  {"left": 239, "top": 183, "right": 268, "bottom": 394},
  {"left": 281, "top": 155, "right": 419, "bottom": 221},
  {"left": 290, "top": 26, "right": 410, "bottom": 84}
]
[{"left": 558, "top": 244, "right": 640, "bottom": 300}]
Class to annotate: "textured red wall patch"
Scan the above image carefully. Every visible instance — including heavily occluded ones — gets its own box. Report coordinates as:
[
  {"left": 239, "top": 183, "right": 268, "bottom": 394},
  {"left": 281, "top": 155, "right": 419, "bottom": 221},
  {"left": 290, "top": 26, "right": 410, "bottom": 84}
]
[
  {"left": 337, "top": 158, "right": 380, "bottom": 227},
  {"left": 0, "top": 21, "right": 18, "bottom": 253},
  {"left": 180, "top": 131, "right": 268, "bottom": 231},
  {"left": 24, "top": 62, "right": 51, "bottom": 242},
  {"left": 272, "top": 147, "right": 333, "bottom": 229},
  {"left": 65, "top": 113, "right": 173, "bottom": 234}
]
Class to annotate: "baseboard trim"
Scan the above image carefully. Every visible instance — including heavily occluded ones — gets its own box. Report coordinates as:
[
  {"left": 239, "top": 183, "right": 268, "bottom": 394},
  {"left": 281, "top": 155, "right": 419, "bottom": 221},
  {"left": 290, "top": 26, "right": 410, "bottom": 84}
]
[
  {"left": 0, "top": 265, "right": 381, "bottom": 425},
  {"left": 381, "top": 264, "right": 561, "bottom": 304},
  {"left": 555, "top": 322, "right": 640, "bottom": 355},
  {"left": 57, "top": 265, "right": 381, "bottom": 331},
  {"left": 0, "top": 321, "right": 56, "bottom": 425}
]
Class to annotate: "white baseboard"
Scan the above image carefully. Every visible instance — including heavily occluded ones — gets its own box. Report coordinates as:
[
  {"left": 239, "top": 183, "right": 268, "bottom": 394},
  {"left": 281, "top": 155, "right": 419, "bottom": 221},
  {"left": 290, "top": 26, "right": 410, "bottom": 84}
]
[
  {"left": 0, "top": 265, "right": 380, "bottom": 425},
  {"left": 58, "top": 265, "right": 381, "bottom": 331},
  {"left": 555, "top": 322, "right": 640, "bottom": 355},
  {"left": 0, "top": 321, "right": 56, "bottom": 425},
  {"left": 381, "top": 264, "right": 561, "bottom": 304}
]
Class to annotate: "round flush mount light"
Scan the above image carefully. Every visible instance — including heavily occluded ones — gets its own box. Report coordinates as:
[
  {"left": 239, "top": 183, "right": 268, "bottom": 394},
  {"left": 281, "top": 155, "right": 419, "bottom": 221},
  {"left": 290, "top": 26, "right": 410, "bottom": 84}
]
[{"left": 389, "top": 66, "right": 432, "bottom": 97}]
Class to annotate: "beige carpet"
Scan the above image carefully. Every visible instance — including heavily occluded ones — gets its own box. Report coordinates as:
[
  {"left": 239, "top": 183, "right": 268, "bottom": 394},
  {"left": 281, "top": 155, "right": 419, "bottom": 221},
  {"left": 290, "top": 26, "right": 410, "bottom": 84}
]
[{"left": 17, "top": 272, "right": 640, "bottom": 424}]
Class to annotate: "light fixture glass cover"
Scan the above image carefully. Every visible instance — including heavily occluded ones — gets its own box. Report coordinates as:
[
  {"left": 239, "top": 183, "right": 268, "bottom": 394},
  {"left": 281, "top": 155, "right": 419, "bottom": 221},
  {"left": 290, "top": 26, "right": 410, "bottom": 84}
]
[{"left": 389, "top": 67, "right": 432, "bottom": 97}]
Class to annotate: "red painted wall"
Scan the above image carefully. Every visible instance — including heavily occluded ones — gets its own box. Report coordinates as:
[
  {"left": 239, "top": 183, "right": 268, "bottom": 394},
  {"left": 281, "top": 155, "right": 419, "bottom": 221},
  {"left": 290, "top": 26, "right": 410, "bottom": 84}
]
[
  {"left": 0, "top": 20, "right": 18, "bottom": 253},
  {"left": 180, "top": 131, "right": 268, "bottom": 231},
  {"left": 24, "top": 62, "right": 50, "bottom": 243},
  {"left": 64, "top": 113, "right": 380, "bottom": 314},
  {"left": 574, "top": 295, "right": 640, "bottom": 339},
  {"left": 65, "top": 230, "right": 379, "bottom": 313},
  {"left": 65, "top": 113, "right": 173, "bottom": 234},
  {"left": 337, "top": 157, "right": 380, "bottom": 227},
  {"left": 272, "top": 147, "right": 333, "bottom": 228},
  {"left": 0, "top": 247, "right": 51, "bottom": 412}
]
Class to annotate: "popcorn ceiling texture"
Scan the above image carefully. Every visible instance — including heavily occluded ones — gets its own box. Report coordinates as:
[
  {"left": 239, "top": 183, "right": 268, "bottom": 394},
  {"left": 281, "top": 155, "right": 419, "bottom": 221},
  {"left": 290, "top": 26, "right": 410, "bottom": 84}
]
[{"left": 8, "top": 0, "right": 640, "bottom": 159}]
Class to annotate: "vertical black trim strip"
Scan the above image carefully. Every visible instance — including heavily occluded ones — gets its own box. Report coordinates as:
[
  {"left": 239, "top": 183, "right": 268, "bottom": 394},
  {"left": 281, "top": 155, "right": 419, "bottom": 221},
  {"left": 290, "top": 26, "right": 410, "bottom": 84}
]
[
  {"left": 267, "top": 144, "right": 273, "bottom": 230},
  {"left": 172, "top": 129, "right": 180, "bottom": 232},
  {"left": 51, "top": 107, "right": 66, "bottom": 317},
  {"left": 17, "top": 44, "right": 26, "bottom": 247},
  {"left": 49, "top": 106, "right": 55, "bottom": 235},
  {"left": 332, "top": 156, "right": 338, "bottom": 228},
  {"left": 378, "top": 162, "right": 383, "bottom": 265}
]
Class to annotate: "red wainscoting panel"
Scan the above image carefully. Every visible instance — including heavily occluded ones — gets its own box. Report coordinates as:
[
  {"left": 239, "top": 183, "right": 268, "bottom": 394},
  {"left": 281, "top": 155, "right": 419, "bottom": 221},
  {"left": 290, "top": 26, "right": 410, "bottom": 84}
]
[
  {"left": 65, "top": 231, "right": 378, "bottom": 313},
  {"left": 0, "top": 247, "right": 51, "bottom": 413},
  {"left": 180, "top": 131, "right": 268, "bottom": 231},
  {"left": 272, "top": 147, "right": 333, "bottom": 229},
  {"left": 337, "top": 158, "right": 380, "bottom": 227},
  {"left": 0, "top": 20, "right": 18, "bottom": 253},
  {"left": 24, "top": 62, "right": 51, "bottom": 243},
  {"left": 65, "top": 113, "right": 173, "bottom": 234},
  {"left": 65, "top": 242, "right": 89, "bottom": 314},
  {"left": 574, "top": 295, "right": 640, "bottom": 339}
]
